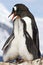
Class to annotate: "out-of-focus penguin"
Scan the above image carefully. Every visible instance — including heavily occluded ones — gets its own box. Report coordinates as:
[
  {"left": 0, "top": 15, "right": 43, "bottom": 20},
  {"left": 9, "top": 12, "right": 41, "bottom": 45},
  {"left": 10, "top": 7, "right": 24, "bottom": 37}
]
[{"left": 2, "top": 4, "right": 41, "bottom": 62}]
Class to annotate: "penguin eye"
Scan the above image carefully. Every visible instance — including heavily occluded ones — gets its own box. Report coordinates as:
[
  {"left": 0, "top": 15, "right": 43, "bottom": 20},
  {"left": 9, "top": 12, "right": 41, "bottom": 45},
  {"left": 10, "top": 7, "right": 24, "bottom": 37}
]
[{"left": 14, "top": 6, "right": 17, "bottom": 11}]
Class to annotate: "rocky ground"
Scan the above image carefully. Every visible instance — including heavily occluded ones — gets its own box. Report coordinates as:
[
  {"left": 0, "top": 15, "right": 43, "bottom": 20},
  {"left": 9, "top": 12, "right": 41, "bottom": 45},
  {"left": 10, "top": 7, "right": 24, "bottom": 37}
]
[{"left": 0, "top": 58, "right": 43, "bottom": 65}]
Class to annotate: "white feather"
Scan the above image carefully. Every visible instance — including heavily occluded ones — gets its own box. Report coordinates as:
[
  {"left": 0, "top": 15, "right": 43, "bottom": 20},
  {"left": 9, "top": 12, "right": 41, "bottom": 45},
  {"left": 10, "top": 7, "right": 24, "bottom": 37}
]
[
  {"left": 14, "top": 6, "right": 17, "bottom": 11},
  {"left": 22, "top": 17, "right": 33, "bottom": 39}
]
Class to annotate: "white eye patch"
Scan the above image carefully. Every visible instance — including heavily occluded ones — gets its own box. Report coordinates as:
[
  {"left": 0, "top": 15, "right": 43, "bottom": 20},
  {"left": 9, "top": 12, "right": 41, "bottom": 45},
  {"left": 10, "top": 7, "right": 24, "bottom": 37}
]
[{"left": 14, "top": 6, "right": 17, "bottom": 11}]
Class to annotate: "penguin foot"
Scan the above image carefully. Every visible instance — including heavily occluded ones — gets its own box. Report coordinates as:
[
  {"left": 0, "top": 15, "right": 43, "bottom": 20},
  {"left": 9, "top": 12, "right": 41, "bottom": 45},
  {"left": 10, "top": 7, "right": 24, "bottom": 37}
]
[
  {"left": 17, "top": 59, "right": 24, "bottom": 63},
  {"left": 16, "top": 58, "right": 24, "bottom": 63}
]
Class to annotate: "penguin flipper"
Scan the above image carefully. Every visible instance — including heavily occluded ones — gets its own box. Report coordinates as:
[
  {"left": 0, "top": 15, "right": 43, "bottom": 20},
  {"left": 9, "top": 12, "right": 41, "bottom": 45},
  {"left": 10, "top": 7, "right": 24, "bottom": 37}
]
[
  {"left": 2, "top": 32, "right": 14, "bottom": 50},
  {"left": 25, "top": 31, "right": 39, "bottom": 59},
  {"left": 32, "top": 18, "right": 41, "bottom": 57}
]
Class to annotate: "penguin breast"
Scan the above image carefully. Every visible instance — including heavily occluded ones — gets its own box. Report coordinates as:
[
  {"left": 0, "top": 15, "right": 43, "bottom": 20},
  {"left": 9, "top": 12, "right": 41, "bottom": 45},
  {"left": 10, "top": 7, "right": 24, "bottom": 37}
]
[{"left": 13, "top": 19, "right": 24, "bottom": 37}]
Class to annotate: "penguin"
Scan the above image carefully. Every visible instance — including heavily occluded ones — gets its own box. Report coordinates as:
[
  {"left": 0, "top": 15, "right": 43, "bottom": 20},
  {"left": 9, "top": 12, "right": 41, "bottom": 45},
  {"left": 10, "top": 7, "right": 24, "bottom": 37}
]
[
  {"left": 8, "top": 4, "right": 41, "bottom": 57},
  {"left": 2, "top": 4, "right": 41, "bottom": 62}
]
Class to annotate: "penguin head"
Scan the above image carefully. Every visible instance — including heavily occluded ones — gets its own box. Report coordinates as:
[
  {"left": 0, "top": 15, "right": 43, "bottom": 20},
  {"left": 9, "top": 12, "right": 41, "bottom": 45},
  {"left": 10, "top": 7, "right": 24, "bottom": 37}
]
[{"left": 8, "top": 4, "right": 29, "bottom": 21}]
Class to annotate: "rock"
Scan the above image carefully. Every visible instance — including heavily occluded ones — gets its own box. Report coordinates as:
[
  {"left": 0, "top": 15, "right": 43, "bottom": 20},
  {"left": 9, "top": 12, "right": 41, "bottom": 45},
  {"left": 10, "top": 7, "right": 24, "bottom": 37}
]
[
  {"left": 0, "top": 62, "right": 16, "bottom": 65},
  {"left": 0, "top": 58, "right": 43, "bottom": 65}
]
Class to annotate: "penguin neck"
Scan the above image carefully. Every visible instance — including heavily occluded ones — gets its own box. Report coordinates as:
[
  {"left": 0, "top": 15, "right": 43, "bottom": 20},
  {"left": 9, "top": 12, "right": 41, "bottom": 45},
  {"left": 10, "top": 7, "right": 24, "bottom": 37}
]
[{"left": 13, "top": 19, "right": 24, "bottom": 37}]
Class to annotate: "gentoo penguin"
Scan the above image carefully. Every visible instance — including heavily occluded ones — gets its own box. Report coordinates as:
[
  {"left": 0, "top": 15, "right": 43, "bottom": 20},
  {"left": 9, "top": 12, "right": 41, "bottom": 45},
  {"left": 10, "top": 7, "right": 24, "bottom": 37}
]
[
  {"left": 8, "top": 4, "right": 41, "bottom": 57},
  {"left": 2, "top": 4, "right": 41, "bottom": 62}
]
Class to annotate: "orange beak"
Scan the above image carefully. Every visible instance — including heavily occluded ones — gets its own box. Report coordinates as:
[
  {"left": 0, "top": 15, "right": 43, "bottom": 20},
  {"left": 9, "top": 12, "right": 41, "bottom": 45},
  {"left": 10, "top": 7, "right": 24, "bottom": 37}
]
[{"left": 8, "top": 12, "right": 16, "bottom": 20}]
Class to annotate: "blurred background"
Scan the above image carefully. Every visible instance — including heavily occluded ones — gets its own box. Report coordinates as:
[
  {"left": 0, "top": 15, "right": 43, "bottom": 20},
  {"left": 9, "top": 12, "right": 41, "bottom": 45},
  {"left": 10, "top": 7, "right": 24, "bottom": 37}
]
[{"left": 0, "top": 0, "right": 43, "bottom": 61}]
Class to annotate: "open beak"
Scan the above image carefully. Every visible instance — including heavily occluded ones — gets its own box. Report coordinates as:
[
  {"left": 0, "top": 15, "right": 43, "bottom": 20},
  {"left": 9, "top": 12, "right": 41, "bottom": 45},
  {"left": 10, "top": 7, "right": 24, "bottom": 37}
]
[{"left": 8, "top": 12, "right": 16, "bottom": 21}]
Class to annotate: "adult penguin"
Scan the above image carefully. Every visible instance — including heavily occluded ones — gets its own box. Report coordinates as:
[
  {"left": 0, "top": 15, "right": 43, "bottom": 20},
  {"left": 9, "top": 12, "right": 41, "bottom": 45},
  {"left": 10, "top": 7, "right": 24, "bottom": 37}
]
[
  {"left": 9, "top": 4, "right": 41, "bottom": 57},
  {"left": 2, "top": 4, "right": 41, "bottom": 62}
]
